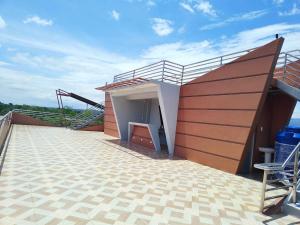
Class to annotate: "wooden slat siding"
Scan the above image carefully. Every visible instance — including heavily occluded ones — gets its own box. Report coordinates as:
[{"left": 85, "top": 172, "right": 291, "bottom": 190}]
[
  {"left": 175, "top": 146, "right": 239, "bottom": 172},
  {"left": 130, "top": 125, "right": 155, "bottom": 150},
  {"left": 175, "top": 133, "right": 244, "bottom": 160},
  {"left": 104, "top": 108, "right": 115, "bottom": 115},
  {"left": 104, "top": 128, "right": 119, "bottom": 137},
  {"left": 177, "top": 109, "right": 255, "bottom": 127},
  {"left": 176, "top": 122, "right": 249, "bottom": 144},
  {"left": 104, "top": 92, "right": 119, "bottom": 137},
  {"left": 132, "top": 126, "right": 152, "bottom": 139},
  {"left": 104, "top": 121, "right": 118, "bottom": 130},
  {"left": 179, "top": 93, "right": 262, "bottom": 110},
  {"left": 105, "top": 101, "right": 113, "bottom": 108},
  {"left": 175, "top": 38, "right": 284, "bottom": 174},
  {"left": 104, "top": 114, "right": 116, "bottom": 123},
  {"left": 188, "top": 55, "right": 276, "bottom": 84},
  {"left": 252, "top": 92, "right": 296, "bottom": 166},
  {"left": 180, "top": 75, "right": 268, "bottom": 97}
]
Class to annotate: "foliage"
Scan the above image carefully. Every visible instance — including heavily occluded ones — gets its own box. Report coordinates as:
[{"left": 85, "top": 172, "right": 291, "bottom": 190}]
[
  {"left": 0, "top": 102, "right": 104, "bottom": 126},
  {"left": 0, "top": 101, "right": 79, "bottom": 116}
]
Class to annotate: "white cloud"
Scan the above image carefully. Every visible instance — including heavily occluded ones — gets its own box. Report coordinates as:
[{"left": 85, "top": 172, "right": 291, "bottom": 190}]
[
  {"left": 273, "top": 0, "right": 284, "bottom": 5},
  {"left": 0, "top": 16, "right": 6, "bottom": 29},
  {"left": 147, "top": 0, "right": 156, "bottom": 7},
  {"left": 0, "top": 30, "right": 149, "bottom": 107},
  {"left": 1, "top": 22, "right": 300, "bottom": 108},
  {"left": 23, "top": 16, "right": 53, "bottom": 26},
  {"left": 200, "top": 10, "right": 267, "bottom": 30},
  {"left": 142, "top": 40, "right": 213, "bottom": 64},
  {"left": 180, "top": 2, "right": 195, "bottom": 13},
  {"left": 279, "top": 4, "right": 300, "bottom": 16},
  {"left": 111, "top": 10, "right": 120, "bottom": 21},
  {"left": 142, "top": 23, "right": 300, "bottom": 64},
  {"left": 195, "top": 0, "right": 217, "bottom": 17},
  {"left": 151, "top": 18, "right": 174, "bottom": 36}
]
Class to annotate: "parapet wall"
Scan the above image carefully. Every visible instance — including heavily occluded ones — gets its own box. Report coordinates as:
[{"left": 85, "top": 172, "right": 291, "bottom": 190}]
[{"left": 12, "top": 112, "right": 52, "bottom": 127}]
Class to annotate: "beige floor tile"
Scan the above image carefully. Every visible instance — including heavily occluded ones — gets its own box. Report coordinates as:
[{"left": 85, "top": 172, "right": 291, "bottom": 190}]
[{"left": 0, "top": 125, "right": 299, "bottom": 225}]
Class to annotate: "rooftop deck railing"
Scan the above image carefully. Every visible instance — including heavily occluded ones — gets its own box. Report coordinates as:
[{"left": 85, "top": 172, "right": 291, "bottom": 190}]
[
  {"left": 254, "top": 142, "right": 300, "bottom": 212},
  {"left": 181, "top": 48, "right": 256, "bottom": 84},
  {"left": 113, "top": 60, "right": 183, "bottom": 85},
  {"left": 113, "top": 48, "right": 256, "bottom": 85},
  {"left": 0, "top": 111, "right": 13, "bottom": 174},
  {"left": 275, "top": 50, "right": 300, "bottom": 87},
  {"left": 69, "top": 103, "right": 104, "bottom": 129},
  {"left": 0, "top": 112, "right": 12, "bottom": 154},
  {"left": 112, "top": 48, "right": 300, "bottom": 86}
]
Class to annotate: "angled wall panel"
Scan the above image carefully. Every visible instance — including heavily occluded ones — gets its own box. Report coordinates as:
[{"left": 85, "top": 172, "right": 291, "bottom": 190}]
[
  {"left": 175, "top": 38, "right": 284, "bottom": 174},
  {"left": 104, "top": 92, "right": 119, "bottom": 138},
  {"left": 130, "top": 126, "right": 155, "bottom": 150}
]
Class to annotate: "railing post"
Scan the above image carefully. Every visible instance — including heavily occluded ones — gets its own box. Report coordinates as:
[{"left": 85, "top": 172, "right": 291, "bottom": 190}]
[
  {"left": 292, "top": 149, "right": 299, "bottom": 203},
  {"left": 162, "top": 60, "right": 165, "bottom": 82},
  {"left": 220, "top": 56, "right": 223, "bottom": 66},
  {"left": 180, "top": 65, "right": 184, "bottom": 85},
  {"left": 133, "top": 70, "right": 135, "bottom": 79},
  {"left": 260, "top": 170, "right": 268, "bottom": 212},
  {"left": 283, "top": 53, "right": 287, "bottom": 81}
]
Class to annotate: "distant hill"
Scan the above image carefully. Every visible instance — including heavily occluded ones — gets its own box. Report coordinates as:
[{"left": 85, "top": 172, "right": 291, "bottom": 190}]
[{"left": 0, "top": 102, "right": 79, "bottom": 116}]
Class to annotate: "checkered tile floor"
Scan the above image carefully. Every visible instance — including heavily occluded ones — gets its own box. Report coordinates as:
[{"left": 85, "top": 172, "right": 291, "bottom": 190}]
[{"left": 0, "top": 125, "right": 298, "bottom": 225}]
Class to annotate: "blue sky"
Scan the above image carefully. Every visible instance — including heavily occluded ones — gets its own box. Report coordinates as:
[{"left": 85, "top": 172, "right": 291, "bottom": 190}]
[{"left": 0, "top": 0, "right": 300, "bottom": 113}]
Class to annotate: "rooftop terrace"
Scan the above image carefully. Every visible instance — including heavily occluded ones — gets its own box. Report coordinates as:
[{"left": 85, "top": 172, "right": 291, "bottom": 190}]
[{"left": 0, "top": 125, "right": 299, "bottom": 224}]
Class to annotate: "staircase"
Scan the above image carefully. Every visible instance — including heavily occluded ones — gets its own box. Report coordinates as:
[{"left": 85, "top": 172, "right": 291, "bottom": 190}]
[
  {"left": 273, "top": 50, "right": 300, "bottom": 100},
  {"left": 69, "top": 103, "right": 104, "bottom": 130},
  {"left": 254, "top": 143, "right": 300, "bottom": 216}
]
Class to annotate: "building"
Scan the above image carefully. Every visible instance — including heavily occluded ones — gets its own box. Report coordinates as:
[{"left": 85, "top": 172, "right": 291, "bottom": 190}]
[{"left": 97, "top": 37, "right": 299, "bottom": 175}]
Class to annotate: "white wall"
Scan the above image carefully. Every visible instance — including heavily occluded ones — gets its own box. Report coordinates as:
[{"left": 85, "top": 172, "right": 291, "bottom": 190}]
[
  {"left": 111, "top": 96, "right": 145, "bottom": 140},
  {"left": 157, "top": 83, "right": 180, "bottom": 157},
  {"left": 149, "top": 99, "right": 161, "bottom": 128},
  {"left": 110, "top": 81, "right": 180, "bottom": 156}
]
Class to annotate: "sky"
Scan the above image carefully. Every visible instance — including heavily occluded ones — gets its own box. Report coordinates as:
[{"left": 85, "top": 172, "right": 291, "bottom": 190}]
[{"left": 0, "top": 0, "right": 300, "bottom": 113}]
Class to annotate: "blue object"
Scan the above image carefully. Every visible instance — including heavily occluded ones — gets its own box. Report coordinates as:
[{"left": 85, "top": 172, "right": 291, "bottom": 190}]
[
  {"left": 275, "top": 126, "right": 300, "bottom": 163},
  {"left": 274, "top": 126, "right": 300, "bottom": 181}
]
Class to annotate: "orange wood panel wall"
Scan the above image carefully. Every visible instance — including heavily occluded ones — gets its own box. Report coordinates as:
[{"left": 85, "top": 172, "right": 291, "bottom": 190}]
[
  {"left": 130, "top": 125, "right": 155, "bottom": 150},
  {"left": 80, "top": 124, "right": 104, "bottom": 132},
  {"left": 174, "top": 38, "right": 284, "bottom": 174},
  {"left": 104, "top": 92, "right": 119, "bottom": 137},
  {"left": 252, "top": 92, "right": 296, "bottom": 165}
]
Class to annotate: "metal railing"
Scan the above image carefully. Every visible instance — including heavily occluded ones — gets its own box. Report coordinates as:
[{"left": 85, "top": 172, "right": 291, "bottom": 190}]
[
  {"left": 69, "top": 103, "right": 104, "bottom": 129},
  {"left": 11, "top": 106, "right": 104, "bottom": 129},
  {"left": 181, "top": 48, "right": 256, "bottom": 84},
  {"left": 113, "top": 48, "right": 257, "bottom": 85},
  {"left": 275, "top": 50, "right": 300, "bottom": 87},
  {"left": 0, "top": 112, "right": 13, "bottom": 175},
  {"left": 0, "top": 112, "right": 13, "bottom": 156},
  {"left": 254, "top": 142, "right": 300, "bottom": 212},
  {"left": 112, "top": 48, "right": 300, "bottom": 87},
  {"left": 113, "top": 60, "right": 183, "bottom": 85}
]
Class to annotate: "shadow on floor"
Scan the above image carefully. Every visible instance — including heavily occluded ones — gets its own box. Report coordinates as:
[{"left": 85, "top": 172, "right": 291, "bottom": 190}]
[{"left": 98, "top": 138, "right": 183, "bottom": 161}]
